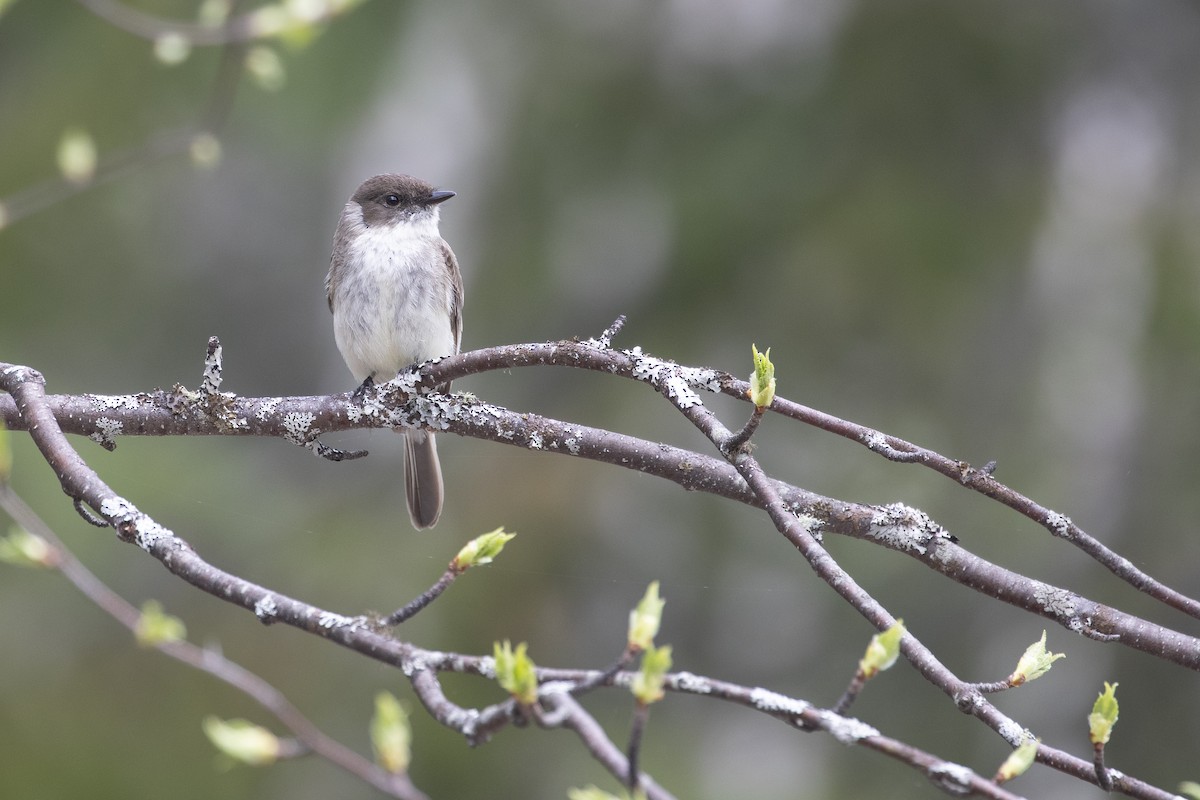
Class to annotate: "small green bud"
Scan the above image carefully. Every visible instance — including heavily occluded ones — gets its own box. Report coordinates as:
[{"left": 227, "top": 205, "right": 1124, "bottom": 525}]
[
  {"left": 370, "top": 691, "right": 411, "bottom": 774},
  {"left": 1009, "top": 630, "right": 1065, "bottom": 686},
  {"left": 627, "top": 581, "right": 665, "bottom": 652},
  {"left": 1179, "top": 781, "right": 1200, "bottom": 799},
  {"left": 134, "top": 600, "right": 187, "bottom": 647},
  {"left": 153, "top": 33, "right": 191, "bottom": 65},
  {"left": 1088, "top": 682, "right": 1119, "bottom": 745},
  {"left": 57, "top": 127, "right": 97, "bottom": 185},
  {"left": 748, "top": 345, "right": 776, "bottom": 409},
  {"left": 202, "top": 716, "right": 280, "bottom": 766},
  {"left": 453, "top": 527, "right": 516, "bottom": 571},
  {"left": 859, "top": 619, "right": 905, "bottom": 679},
  {"left": 494, "top": 640, "right": 538, "bottom": 706},
  {"left": 631, "top": 644, "right": 672, "bottom": 706},
  {"left": 245, "top": 46, "right": 287, "bottom": 91},
  {"left": 994, "top": 737, "right": 1039, "bottom": 783},
  {"left": 0, "top": 526, "right": 56, "bottom": 568},
  {"left": 197, "top": 0, "right": 231, "bottom": 27},
  {"left": 269, "top": 1, "right": 323, "bottom": 49}
]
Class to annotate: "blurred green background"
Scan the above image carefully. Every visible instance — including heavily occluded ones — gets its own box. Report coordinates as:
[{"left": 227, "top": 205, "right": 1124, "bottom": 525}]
[{"left": 4, "top": 0, "right": 1200, "bottom": 798}]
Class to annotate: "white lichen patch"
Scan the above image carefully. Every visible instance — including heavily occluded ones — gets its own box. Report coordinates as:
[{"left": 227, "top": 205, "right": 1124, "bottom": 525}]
[
  {"left": 678, "top": 366, "right": 721, "bottom": 393},
  {"left": 201, "top": 350, "right": 222, "bottom": 394},
  {"left": 441, "top": 651, "right": 476, "bottom": 675},
  {"left": 255, "top": 397, "right": 281, "bottom": 422},
  {"left": 99, "top": 495, "right": 136, "bottom": 520},
  {"left": 283, "top": 411, "right": 316, "bottom": 444},
  {"left": 563, "top": 431, "right": 581, "bottom": 454},
  {"left": 750, "top": 687, "right": 811, "bottom": 717},
  {"left": 90, "top": 417, "right": 123, "bottom": 446},
  {"left": 868, "top": 502, "right": 948, "bottom": 555},
  {"left": 820, "top": 711, "right": 879, "bottom": 744},
  {"left": 420, "top": 392, "right": 461, "bottom": 431},
  {"left": 98, "top": 495, "right": 175, "bottom": 552},
  {"left": 391, "top": 370, "right": 422, "bottom": 395},
  {"left": 538, "top": 681, "right": 575, "bottom": 703},
  {"left": 1032, "top": 581, "right": 1077, "bottom": 620},
  {"left": 400, "top": 652, "right": 425, "bottom": 678},
  {"left": 528, "top": 430, "right": 543, "bottom": 450},
  {"left": 476, "top": 403, "right": 504, "bottom": 420},
  {"left": 928, "top": 762, "right": 974, "bottom": 794},
  {"left": 997, "top": 719, "right": 1029, "bottom": 746},
  {"left": 86, "top": 393, "right": 140, "bottom": 410},
  {"left": 629, "top": 349, "right": 668, "bottom": 384},
  {"left": 203, "top": 391, "right": 247, "bottom": 431},
  {"left": 133, "top": 517, "right": 172, "bottom": 551},
  {"left": 794, "top": 513, "right": 824, "bottom": 537},
  {"left": 477, "top": 655, "right": 497, "bottom": 679},
  {"left": 389, "top": 395, "right": 441, "bottom": 432},
  {"left": 254, "top": 594, "right": 278, "bottom": 621},
  {"left": 317, "top": 611, "right": 350, "bottom": 629},
  {"left": 664, "top": 375, "right": 703, "bottom": 408},
  {"left": 446, "top": 706, "right": 481, "bottom": 738},
  {"left": 861, "top": 430, "right": 888, "bottom": 451},
  {"left": 1045, "top": 511, "right": 1073, "bottom": 538},
  {"left": 671, "top": 671, "right": 713, "bottom": 695}
]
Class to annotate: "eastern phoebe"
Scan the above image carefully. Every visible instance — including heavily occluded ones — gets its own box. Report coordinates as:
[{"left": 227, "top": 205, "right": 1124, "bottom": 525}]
[{"left": 326, "top": 173, "right": 463, "bottom": 530}]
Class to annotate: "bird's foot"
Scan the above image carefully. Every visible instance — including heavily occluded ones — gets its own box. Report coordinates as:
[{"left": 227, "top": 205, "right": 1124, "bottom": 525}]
[{"left": 351, "top": 375, "right": 375, "bottom": 404}]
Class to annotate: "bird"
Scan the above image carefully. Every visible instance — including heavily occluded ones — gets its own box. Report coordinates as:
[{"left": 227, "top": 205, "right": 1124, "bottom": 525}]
[{"left": 325, "top": 173, "right": 463, "bottom": 529}]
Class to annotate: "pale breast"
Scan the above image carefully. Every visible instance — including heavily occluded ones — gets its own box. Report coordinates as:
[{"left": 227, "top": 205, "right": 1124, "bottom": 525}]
[{"left": 331, "top": 223, "right": 457, "bottom": 382}]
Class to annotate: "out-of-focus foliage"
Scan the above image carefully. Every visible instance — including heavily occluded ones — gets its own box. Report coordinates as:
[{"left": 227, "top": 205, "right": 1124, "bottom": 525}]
[{"left": 4, "top": 1, "right": 1200, "bottom": 798}]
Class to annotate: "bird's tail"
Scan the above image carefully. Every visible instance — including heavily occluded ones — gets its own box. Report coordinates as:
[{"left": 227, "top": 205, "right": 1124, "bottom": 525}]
[{"left": 404, "top": 430, "right": 444, "bottom": 530}]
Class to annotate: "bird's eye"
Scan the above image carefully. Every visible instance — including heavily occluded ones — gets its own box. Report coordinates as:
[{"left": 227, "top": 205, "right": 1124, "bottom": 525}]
[{"left": 384, "top": 194, "right": 401, "bottom": 207}]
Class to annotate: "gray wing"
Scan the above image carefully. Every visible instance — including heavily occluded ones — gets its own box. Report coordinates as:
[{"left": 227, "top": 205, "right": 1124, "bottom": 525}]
[
  {"left": 443, "top": 239, "right": 464, "bottom": 353},
  {"left": 326, "top": 208, "right": 353, "bottom": 313}
]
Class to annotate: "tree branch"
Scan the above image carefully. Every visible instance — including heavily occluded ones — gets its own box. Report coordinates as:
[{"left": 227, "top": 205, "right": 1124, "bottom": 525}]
[
  {"left": 3, "top": 345, "right": 1197, "bottom": 672},
  {"left": 2, "top": 336, "right": 1194, "bottom": 799}
]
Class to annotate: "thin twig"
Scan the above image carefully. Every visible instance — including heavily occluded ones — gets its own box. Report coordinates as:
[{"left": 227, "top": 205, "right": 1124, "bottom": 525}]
[
  {"left": 536, "top": 690, "right": 675, "bottom": 800},
  {"left": 593, "top": 315, "right": 627, "bottom": 349},
  {"left": 384, "top": 568, "right": 458, "bottom": 626},
  {"left": 723, "top": 405, "right": 765, "bottom": 453},
  {"left": 626, "top": 703, "right": 649, "bottom": 790},
  {"left": 1094, "top": 744, "right": 1113, "bottom": 791},
  {"left": 832, "top": 671, "right": 867, "bottom": 717},
  {"left": 570, "top": 647, "right": 636, "bottom": 696}
]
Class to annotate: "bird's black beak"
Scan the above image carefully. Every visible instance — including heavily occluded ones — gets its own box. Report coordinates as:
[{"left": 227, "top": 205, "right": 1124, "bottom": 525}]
[{"left": 428, "top": 190, "right": 456, "bottom": 205}]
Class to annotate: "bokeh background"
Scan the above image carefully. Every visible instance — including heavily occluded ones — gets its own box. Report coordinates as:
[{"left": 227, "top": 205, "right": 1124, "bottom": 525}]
[{"left": 3, "top": 0, "right": 1200, "bottom": 798}]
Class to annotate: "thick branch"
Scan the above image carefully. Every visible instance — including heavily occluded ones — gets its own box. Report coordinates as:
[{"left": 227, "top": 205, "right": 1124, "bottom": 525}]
[{"left": 2, "top": 350, "right": 1197, "bottom": 672}]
